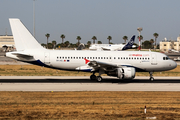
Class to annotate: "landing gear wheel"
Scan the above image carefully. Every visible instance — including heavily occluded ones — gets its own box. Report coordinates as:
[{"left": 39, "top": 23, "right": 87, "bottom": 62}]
[
  {"left": 96, "top": 76, "right": 103, "bottom": 82},
  {"left": 149, "top": 72, "right": 154, "bottom": 81},
  {"left": 150, "top": 77, "right": 154, "bottom": 81},
  {"left": 90, "top": 74, "right": 96, "bottom": 80}
]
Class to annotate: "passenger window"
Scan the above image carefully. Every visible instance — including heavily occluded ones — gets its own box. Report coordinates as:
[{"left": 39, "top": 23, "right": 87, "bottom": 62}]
[
  {"left": 114, "top": 57, "right": 116, "bottom": 59},
  {"left": 57, "top": 57, "right": 58, "bottom": 59}
]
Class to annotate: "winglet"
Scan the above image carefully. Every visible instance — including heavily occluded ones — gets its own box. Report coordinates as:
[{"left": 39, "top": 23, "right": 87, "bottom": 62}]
[{"left": 122, "top": 35, "right": 135, "bottom": 50}]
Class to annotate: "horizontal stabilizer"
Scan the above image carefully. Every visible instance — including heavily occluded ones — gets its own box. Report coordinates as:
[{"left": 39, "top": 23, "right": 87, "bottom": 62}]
[{"left": 12, "top": 53, "right": 34, "bottom": 59}]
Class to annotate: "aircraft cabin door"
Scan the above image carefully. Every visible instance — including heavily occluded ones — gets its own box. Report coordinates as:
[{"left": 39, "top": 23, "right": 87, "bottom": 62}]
[
  {"left": 151, "top": 53, "right": 157, "bottom": 65},
  {"left": 44, "top": 52, "right": 50, "bottom": 65}
]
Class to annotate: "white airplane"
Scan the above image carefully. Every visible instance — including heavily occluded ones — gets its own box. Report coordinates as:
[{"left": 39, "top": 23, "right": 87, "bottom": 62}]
[
  {"left": 6, "top": 19, "right": 177, "bottom": 81},
  {"left": 169, "top": 49, "right": 180, "bottom": 53},
  {"left": 89, "top": 36, "right": 136, "bottom": 51}
]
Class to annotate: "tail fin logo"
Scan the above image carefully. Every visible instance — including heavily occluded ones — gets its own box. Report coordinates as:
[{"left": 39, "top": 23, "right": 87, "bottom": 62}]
[{"left": 122, "top": 35, "right": 135, "bottom": 50}]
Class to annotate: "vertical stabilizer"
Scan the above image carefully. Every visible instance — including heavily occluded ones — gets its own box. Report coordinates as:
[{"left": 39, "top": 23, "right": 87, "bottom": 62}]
[
  {"left": 9, "top": 18, "right": 44, "bottom": 51},
  {"left": 122, "top": 35, "right": 135, "bottom": 50}
]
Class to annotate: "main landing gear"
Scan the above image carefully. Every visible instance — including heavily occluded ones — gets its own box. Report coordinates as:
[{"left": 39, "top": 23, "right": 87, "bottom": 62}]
[
  {"left": 90, "top": 72, "right": 103, "bottom": 82},
  {"left": 96, "top": 76, "right": 103, "bottom": 82},
  {"left": 149, "top": 72, "right": 154, "bottom": 81},
  {"left": 90, "top": 74, "right": 96, "bottom": 80}
]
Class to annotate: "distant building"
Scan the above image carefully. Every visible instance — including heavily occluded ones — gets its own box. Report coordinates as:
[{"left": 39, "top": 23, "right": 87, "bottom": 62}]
[
  {"left": 0, "top": 35, "right": 15, "bottom": 51},
  {"left": 160, "top": 36, "right": 180, "bottom": 53}
]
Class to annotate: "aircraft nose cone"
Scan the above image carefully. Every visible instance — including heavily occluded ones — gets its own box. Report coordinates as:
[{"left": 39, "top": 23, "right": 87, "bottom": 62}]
[
  {"left": 170, "top": 61, "right": 177, "bottom": 69},
  {"left": 173, "top": 61, "right": 177, "bottom": 68}
]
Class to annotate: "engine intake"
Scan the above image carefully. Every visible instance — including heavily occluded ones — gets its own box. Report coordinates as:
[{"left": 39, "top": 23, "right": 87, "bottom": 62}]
[{"left": 106, "top": 67, "right": 136, "bottom": 79}]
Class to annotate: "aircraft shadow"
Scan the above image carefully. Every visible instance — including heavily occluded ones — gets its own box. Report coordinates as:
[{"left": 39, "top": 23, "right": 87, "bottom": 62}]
[{"left": 0, "top": 78, "right": 180, "bottom": 83}]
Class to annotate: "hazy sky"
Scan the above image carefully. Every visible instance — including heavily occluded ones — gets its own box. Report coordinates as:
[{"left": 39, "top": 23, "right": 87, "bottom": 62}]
[{"left": 1, "top": 0, "right": 180, "bottom": 44}]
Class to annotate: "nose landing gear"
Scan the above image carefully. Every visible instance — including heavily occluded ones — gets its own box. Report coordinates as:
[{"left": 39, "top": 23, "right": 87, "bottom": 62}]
[{"left": 149, "top": 72, "right": 154, "bottom": 81}]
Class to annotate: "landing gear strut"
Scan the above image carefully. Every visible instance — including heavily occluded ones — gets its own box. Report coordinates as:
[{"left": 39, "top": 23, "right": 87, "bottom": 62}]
[
  {"left": 96, "top": 69, "right": 104, "bottom": 82},
  {"left": 149, "top": 72, "right": 154, "bottom": 81},
  {"left": 90, "top": 70, "right": 104, "bottom": 82}
]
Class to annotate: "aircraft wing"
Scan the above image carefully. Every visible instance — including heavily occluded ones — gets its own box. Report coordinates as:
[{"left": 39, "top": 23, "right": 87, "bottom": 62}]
[
  {"left": 88, "top": 60, "right": 120, "bottom": 71},
  {"left": 101, "top": 47, "right": 111, "bottom": 51}
]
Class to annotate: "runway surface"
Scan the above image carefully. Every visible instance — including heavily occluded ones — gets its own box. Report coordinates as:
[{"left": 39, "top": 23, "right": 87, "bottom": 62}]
[{"left": 0, "top": 76, "right": 180, "bottom": 91}]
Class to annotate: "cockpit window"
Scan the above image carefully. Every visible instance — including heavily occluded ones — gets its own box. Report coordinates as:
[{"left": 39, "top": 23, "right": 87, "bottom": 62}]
[{"left": 163, "top": 57, "right": 169, "bottom": 60}]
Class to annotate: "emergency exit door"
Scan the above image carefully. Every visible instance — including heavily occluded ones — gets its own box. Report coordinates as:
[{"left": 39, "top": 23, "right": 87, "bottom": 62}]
[{"left": 151, "top": 53, "right": 157, "bottom": 65}]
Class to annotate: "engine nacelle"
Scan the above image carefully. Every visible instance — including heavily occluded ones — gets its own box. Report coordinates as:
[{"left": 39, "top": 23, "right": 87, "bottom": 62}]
[{"left": 106, "top": 67, "right": 136, "bottom": 79}]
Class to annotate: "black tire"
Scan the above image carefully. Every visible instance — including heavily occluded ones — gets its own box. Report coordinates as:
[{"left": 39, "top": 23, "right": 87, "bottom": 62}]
[
  {"left": 96, "top": 76, "right": 102, "bottom": 82},
  {"left": 90, "top": 75, "right": 96, "bottom": 80},
  {"left": 150, "top": 77, "right": 154, "bottom": 81}
]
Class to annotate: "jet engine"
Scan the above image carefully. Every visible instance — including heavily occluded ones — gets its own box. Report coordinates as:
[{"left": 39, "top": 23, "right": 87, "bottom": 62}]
[{"left": 106, "top": 67, "right": 136, "bottom": 79}]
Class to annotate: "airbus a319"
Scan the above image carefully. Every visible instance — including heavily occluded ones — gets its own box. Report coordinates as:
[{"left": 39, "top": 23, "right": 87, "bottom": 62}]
[{"left": 6, "top": 19, "right": 177, "bottom": 82}]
